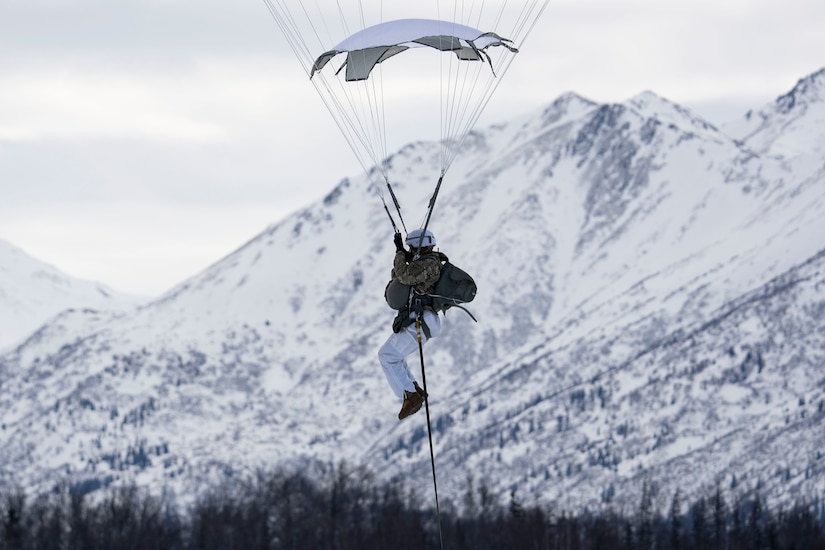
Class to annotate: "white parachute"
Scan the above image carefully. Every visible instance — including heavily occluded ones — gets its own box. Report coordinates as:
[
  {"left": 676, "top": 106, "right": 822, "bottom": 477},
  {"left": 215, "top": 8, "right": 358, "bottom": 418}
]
[
  {"left": 263, "top": 0, "right": 549, "bottom": 225},
  {"left": 310, "top": 19, "right": 517, "bottom": 81}
]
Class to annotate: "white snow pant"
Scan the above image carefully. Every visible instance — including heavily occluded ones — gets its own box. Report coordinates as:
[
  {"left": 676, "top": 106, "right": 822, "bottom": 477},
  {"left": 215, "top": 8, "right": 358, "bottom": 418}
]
[{"left": 378, "top": 310, "right": 441, "bottom": 398}]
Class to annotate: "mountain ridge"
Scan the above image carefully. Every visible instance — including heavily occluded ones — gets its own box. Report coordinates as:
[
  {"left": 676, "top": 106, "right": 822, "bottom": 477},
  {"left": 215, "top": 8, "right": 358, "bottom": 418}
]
[
  {"left": 724, "top": 66, "right": 825, "bottom": 160},
  {"left": 1, "top": 68, "right": 824, "bottom": 512}
]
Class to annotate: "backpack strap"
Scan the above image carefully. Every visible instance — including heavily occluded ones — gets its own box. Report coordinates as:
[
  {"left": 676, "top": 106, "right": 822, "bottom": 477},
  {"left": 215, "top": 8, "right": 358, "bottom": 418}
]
[{"left": 391, "top": 301, "right": 432, "bottom": 339}]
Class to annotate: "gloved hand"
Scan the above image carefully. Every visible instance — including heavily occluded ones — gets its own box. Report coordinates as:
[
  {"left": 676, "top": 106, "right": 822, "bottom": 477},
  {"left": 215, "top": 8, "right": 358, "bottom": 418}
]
[{"left": 393, "top": 232, "right": 404, "bottom": 252}]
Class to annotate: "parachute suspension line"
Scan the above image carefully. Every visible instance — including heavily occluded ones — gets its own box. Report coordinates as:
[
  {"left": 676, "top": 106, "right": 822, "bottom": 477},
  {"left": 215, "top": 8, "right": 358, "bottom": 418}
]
[
  {"left": 437, "top": 0, "right": 525, "bottom": 174},
  {"left": 310, "top": 76, "right": 379, "bottom": 178},
  {"left": 439, "top": 59, "right": 488, "bottom": 173},
  {"left": 441, "top": 0, "right": 458, "bottom": 171},
  {"left": 438, "top": 4, "right": 447, "bottom": 171},
  {"left": 312, "top": 59, "right": 388, "bottom": 182},
  {"left": 493, "top": 0, "right": 509, "bottom": 31},
  {"left": 264, "top": 0, "right": 378, "bottom": 180},
  {"left": 440, "top": 54, "right": 451, "bottom": 171},
  {"left": 471, "top": 0, "right": 485, "bottom": 29},
  {"left": 327, "top": 1, "right": 389, "bottom": 182},
  {"left": 356, "top": 0, "right": 379, "bottom": 168},
  {"left": 357, "top": 75, "right": 383, "bottom": 175},
  {"left": 504, "top": 0, "right": 540, "bottom": 52},
  {"left": 269, "top": 8, "right": 393, "bottom": 221},
  {"left": 441, "top": 65, "right": 495, "bottom": 172},
  {"left": 444, "top": 43, "right": 479, "bottom": 165},
  {"left": 443, "top": 0, "right": 479, "bottom": 172},
  {"left": 265, "top": 0, "right": 396, "bottom": 184},
  {"left": 415, "top": 315, "right": 445, "bottom": 550},
  {"left": 449, "top": 0, "right": 507, "bottom": 161},
  {"left": 440, "top": 0, "right": 551, "bottom": 174},
  {"left": 266, "top": 0, "right": 552, "bottom": 228},
  {"left": 357, "top": 80, "right": 385, "bottom": 175},
  {"left": 269, "top": 0, "right": 374, "bottom": 179},
  {"left": 311, "top": 0, "right": 335, "bottom": 46},
  {"left": 263, "top": 0, "right": 314, "bottom": 74},
  {"left": 373, "top": 63, "right": 388, "bottom": 173},
  {"left": 298, "top": 0, "right": 330, "bottom": 62},
  {"left": 440, "top": 0, "right": 470, "bottom": 171},
  {"left": 333, "top": 0, "right": 350, "bottom": 37},
  {"left": 356, "top": 0, "right": 366, "bottom": 31},
  {"left": 268, "top": 0, "right": 383, "bottom": 180},
  {"left": 378, "top": 0, "right": 386, "bottom": 166}
]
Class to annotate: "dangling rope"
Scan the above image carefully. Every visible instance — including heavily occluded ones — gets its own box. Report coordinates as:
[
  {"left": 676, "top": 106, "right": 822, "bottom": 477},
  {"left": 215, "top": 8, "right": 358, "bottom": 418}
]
[{"left": 415, "top": 312, "right": 445, "bottom": 550}]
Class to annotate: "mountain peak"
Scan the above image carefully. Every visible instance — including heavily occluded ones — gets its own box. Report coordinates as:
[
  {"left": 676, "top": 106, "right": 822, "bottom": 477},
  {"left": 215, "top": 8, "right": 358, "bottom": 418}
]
[
  {"left": 552, "top": 91, "right": 598, "bottom": 109},
  {"left": 626, "top": 90, "right": 717, "bottom": 134},
  {"left": 724, "top": 66, "right": 825, "bottom": 158},
  {"left": 534, "top": 91, "right": 598, "bottom": 127},
  {"left": 0, "top": 239, "right": 146, "bottom": 350},
  {"left": 774, "top": 67, "right": 825, "bottom": 114}
]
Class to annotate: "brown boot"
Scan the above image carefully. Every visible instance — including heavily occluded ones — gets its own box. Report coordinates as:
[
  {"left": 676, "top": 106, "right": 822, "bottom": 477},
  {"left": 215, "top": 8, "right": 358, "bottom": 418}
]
[
  {"left": 414, "top": 381, "right": 427, "bottom": 399},
  {"left": 398, "top": 389, "right": 424, "bottom": 420}
]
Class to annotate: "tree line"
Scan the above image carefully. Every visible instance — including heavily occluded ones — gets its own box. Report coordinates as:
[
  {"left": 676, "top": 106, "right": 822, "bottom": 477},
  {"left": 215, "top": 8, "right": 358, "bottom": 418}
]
[{"left": 2, "top": 463, "right": 824, "bottom": 549}]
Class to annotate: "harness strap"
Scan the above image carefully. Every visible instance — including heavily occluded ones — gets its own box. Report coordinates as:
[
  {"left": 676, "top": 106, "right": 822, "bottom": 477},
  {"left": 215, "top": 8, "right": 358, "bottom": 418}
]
[{"left": 392, "top": 305, "right": 432, "bottom": 339}]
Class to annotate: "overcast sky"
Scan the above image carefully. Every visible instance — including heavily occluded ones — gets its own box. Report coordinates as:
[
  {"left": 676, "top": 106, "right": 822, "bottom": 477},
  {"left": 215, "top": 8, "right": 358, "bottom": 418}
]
[{"left": 1, "top": 0, "right": 823, "bottom": 297}]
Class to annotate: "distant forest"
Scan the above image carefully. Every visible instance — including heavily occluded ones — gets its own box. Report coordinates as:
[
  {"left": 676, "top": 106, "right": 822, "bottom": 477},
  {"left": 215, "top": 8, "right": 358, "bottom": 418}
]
[{"left": 2, "top": 463, "right": 824, "bottom": 549}]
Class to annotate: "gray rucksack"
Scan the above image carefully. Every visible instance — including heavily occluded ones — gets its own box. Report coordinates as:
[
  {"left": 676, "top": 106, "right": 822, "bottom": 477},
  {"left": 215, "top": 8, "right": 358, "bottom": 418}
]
[
  {"left": 423, "top": 260, "right": 477, "bottom": 313},
  {"left": 385, "top": 253, "right": 477, "bottom": 319}
]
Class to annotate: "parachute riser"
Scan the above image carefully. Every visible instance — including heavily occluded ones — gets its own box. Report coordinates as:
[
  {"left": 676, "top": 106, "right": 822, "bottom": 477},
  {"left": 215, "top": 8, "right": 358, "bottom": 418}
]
[
  {"left": 380, "top": 175, "right": 411, "bottom": 236},
  {"left": 386, "top": 180, "right": 408, "bottom": 234},
  {"left": 381, "top": 197, "right": 400, "bottom": 234},
  {"left": 412, "top": 171, "right": 445, "bottom": 259}
]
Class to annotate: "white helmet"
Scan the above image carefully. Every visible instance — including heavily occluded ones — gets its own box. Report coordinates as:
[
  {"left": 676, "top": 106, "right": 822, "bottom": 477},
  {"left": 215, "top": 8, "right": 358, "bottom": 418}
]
[{"left": 406, "top": 229, "right": 436, "bottom": 248}]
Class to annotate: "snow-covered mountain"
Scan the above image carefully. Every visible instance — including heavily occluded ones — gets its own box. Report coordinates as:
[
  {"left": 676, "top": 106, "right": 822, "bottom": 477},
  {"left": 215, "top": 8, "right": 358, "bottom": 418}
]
[
  {"left": 724, "top": 67, "right": 825, "bottom": 162},
  {"left": 0, "top": 240, "right": 146, "bottom": 351},
  {"left": 1, "top": 68, "right": 824, "bottom": 512}
]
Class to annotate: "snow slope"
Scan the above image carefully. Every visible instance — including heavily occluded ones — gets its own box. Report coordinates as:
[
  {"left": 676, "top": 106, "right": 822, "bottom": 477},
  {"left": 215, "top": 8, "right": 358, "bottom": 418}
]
[{"left": 0, "top": 239, "right": 146, "bottom": 351}]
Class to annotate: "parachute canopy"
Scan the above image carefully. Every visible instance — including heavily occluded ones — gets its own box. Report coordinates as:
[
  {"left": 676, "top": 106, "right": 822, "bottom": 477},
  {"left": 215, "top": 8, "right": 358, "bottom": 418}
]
[
  {"left": 311, "top": 19, "right": 517, "bottom": 82},
  {"left": 264, "top": 0, "right": 549, "bottom": 219}
]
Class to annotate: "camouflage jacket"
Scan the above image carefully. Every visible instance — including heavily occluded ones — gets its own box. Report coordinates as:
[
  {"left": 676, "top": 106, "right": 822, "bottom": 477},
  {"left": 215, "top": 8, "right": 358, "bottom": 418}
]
[{"left": 391, "top": 251, "right": 442, "bottom": 293}]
